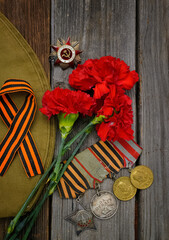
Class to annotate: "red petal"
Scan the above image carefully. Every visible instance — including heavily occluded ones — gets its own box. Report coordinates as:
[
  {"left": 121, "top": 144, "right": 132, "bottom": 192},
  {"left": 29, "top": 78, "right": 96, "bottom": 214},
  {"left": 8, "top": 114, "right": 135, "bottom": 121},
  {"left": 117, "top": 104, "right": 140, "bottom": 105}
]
[
  {"left": 93, "top": 83, "right": 110, "bottom": 99},
  {"left": 109, "top": 85, "right": 116, "bottom": 99},
  {"left": 39, "top": 107, "right": 52, "bottom": 120},
  {"left": 96, "top": 122, "right": 110, "bottom": 141},
  {"left": 69, "top": 66, "right": 97, "bottom": 91},
  {"left": 119, "top": 71, "right": 139, "bottom": 90}
]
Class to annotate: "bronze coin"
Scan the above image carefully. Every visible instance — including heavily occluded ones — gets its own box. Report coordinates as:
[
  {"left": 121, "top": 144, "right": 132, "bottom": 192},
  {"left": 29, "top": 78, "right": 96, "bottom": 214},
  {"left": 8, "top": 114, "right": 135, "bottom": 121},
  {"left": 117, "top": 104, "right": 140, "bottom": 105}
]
[
  {"left": 130, "top": 165, "right": 153, "bottom": 189},
  {"left": 113, "top": 176, "right": 137, "bottom": 201}
]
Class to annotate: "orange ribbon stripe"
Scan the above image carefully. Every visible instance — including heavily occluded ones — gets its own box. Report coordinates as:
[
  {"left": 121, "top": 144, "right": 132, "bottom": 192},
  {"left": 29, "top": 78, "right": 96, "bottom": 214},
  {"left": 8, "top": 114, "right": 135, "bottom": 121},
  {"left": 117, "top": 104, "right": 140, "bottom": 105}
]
[{"left": 0, "top": 79, "right": 44, "bottom": 177}]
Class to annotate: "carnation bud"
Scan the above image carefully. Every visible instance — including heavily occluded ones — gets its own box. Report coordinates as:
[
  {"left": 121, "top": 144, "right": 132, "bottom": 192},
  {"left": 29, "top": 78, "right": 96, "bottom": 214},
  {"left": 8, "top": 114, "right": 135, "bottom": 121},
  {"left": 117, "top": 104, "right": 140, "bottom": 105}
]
[
  {"left": 58, "top": 112, "right": 79, "bottom": 139},
  {"left": 91, "top": 115, "right": 106, "bottom": 125}
]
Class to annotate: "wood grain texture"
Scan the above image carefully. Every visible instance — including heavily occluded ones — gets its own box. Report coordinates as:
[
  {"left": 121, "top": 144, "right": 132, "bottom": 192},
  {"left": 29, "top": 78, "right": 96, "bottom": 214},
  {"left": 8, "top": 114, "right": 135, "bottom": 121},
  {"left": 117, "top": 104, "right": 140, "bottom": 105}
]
[
  {"left": 0, "top": 0, "right": 50, "bottom": 78},
  {"left": 1, "top": 1, "right": 168, "bottom": 239},
  {"left": 137, "top": 0, "right": 169, "bottom": 239},
  {"left": 0, "top": 0, "right": 50, "bottom": 239},
  {"left": 51, "top": 0, "right": 137, "bottom": 239}
]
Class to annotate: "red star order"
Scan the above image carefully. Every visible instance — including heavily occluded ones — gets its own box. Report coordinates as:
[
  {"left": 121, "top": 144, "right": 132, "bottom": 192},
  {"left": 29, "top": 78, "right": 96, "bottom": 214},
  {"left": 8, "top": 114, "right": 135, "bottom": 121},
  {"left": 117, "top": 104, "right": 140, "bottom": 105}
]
[{"left": 50, "top": 37, "right": 82, "bottom": 69}]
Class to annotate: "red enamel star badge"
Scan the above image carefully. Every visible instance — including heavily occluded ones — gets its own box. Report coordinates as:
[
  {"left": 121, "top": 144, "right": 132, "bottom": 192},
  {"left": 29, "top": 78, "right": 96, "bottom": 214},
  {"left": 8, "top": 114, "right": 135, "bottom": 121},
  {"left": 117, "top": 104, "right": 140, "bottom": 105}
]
[
  {"left": 65, "top": 202, "right": 96, "bottom": 236},
  {"left": 50, "top": 37, "right": 82, "bottom": 69}
]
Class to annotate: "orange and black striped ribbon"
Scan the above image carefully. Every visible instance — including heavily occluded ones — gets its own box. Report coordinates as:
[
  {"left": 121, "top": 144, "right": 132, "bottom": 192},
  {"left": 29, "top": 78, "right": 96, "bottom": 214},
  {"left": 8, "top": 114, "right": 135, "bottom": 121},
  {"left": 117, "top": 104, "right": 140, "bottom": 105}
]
[
  {"left": 57, "top": 140, "right": 124, "bottom": 198},
  {"left": 0, "top": 79, "right": 44, "bottom": 177},
  {"left": 58, "top": 139, "right": 142, "bottom": 198},
  {"left": 90, "top": 140, "right": 124, "bottom": 174},
  {"left": 57, "top": 160, "right": 90, "bottom": 199}
]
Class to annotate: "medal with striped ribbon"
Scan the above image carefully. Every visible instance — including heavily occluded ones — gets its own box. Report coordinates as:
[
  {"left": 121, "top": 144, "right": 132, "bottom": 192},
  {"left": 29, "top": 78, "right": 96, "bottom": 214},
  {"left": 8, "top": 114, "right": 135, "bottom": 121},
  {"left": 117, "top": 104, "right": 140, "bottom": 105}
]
[{"left": 57, "top": 139, "right": 142, "bottom": 198}]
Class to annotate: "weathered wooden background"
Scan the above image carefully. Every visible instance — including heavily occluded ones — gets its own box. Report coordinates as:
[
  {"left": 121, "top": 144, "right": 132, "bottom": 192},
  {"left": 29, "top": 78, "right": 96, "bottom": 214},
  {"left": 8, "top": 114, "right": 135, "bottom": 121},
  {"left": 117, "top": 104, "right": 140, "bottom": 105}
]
[{"left": 0, "top": 0, "right": 169, "bottom": 239}]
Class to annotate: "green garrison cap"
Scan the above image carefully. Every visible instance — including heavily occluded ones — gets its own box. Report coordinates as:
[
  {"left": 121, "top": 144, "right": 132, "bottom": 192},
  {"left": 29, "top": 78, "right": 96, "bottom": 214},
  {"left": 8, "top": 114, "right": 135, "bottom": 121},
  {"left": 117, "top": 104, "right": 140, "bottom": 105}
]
[{"left": 0, "top": 12, "right": 55, "bottom": 217}]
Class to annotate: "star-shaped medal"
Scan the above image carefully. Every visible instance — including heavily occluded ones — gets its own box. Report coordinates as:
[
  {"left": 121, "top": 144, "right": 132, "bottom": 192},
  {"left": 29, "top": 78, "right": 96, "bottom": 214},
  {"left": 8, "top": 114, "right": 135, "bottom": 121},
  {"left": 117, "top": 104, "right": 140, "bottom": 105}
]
[
  {"left": 65, "top": 203, "right": 96, "bottom": 236},
  {"left": 50, "top": 37, "right": 82, "bottom": 69}
]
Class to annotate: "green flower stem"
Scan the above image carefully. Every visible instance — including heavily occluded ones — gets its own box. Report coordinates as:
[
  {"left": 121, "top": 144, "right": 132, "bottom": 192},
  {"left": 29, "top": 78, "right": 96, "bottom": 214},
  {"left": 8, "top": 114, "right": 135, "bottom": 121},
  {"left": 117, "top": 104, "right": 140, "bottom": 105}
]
[
  {"left": 62, "top": 115, "right": 105, "bottom": 154},
  {"left": 11, "top": 182, "right": 53, "bottom": 240},
  {"left": 7, "top": 209, "right": 37, "bottom": 240},
  {"left": 6, "top": 137, "right": 66, "bottom": 237},
  {"left": 22, "top": 191, "right": 49, "bottom": 240},
  {"left": 6, "top": 135, "right": 68, "bottom": 237},
  {"left": 52, "top": 137, "right": 65, "bottom": 181},
  {"left": 62, "top": 121, "right": 93, "bottom": 154},
  {"left": 17, "top": 133, "right": 89, "bottom": 240},
  {"left": 6, "top": 155, "right": 59, "bottom": 237},
  {"left": 5, "top": 115, "right": 104, "bottom": 239},
  {"left": 48, "top": 132, "right": 90, "bottom": 196},
  {"left": 58, "top": 132, "right": 89, "bottom": 183},
  {"left": 47, "top": 122, "right": 94, "bottom": 183}
]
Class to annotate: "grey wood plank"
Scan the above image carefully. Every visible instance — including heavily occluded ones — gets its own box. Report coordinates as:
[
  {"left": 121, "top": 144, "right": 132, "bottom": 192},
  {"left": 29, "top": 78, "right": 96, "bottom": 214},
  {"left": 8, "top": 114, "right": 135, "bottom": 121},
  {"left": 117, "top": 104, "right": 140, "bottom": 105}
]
[
  {"left": 51, "top": 0, "right": 137, "bottom": 239},
  {"left": 137, "top": 0, "right": 169, "bottom": 239},
  {"left": 0, "top": 1, "right": 51, "bottom": 239}
]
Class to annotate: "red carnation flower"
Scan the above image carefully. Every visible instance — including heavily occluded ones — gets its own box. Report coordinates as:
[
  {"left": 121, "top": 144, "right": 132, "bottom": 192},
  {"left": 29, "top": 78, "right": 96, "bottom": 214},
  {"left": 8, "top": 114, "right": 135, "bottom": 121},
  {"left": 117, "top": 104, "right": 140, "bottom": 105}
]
[
  {"left": 39, "top": 87, "right": 95, "bottom": 119},
  {"left": 69, "top": 56, "right": 138, "bottom": 99},
  {"left": 97, "top": 87, "right": 129, "bottom": 116},
  {"left": 96, "top": 120, "right": 134, "bottom": 142},
  {"left": 39, "top": 90, "right": 53, "bottom": 119},
  {"left": 96, "top": 88, "right": 134, "bottom": 142}
]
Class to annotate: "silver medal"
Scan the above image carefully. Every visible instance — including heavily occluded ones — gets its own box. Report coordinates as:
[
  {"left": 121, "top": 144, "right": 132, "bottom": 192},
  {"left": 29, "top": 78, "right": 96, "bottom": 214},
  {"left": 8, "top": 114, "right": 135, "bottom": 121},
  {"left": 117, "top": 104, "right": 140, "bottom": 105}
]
[{"left": 90, "top": 190, "right": 118, "bottom": 219}]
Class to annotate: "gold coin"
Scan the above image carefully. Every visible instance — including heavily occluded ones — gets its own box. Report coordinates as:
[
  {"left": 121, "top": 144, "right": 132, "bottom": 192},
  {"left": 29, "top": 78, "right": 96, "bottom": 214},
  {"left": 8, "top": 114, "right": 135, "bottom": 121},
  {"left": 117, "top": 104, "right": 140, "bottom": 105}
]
[
  {"left": 113, "top": 176, "right": 137, "bottom": 201},
  {"left": 130, "top": 165, "right": 153, "bottom": 190}
]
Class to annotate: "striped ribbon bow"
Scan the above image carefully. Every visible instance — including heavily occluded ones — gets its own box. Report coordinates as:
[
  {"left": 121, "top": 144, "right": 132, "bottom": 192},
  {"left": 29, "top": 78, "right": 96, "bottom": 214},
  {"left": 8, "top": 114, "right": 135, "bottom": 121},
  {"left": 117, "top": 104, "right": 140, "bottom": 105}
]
[{"left": 0, "top": 79, "right": 44, "bottom": 177}]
